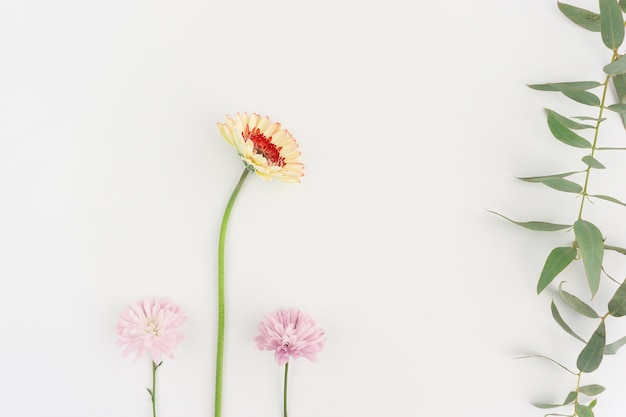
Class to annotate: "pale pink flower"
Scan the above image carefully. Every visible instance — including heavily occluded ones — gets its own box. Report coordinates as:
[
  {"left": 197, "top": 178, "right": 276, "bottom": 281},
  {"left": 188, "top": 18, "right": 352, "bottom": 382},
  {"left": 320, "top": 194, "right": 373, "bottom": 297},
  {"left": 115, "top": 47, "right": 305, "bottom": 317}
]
[
  {"left": 254, "top": 309, "right": 326, "bottom": 366},
  {"left": 115, "top": 298, "right": 186, "bottom": 363}
]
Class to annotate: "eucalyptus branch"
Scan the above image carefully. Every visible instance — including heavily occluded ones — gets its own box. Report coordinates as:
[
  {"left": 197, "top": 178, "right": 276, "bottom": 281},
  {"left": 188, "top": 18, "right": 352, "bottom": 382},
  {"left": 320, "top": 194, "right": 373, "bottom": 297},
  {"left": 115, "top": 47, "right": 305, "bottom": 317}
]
[{"left": 497, "top": 1, "right": 626, "bottom": 415}]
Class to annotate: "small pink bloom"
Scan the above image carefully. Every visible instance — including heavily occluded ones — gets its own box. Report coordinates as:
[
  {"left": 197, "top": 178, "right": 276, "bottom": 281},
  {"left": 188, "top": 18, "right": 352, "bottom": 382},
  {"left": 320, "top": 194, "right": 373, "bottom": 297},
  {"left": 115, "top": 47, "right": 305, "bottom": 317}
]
[
  {"left": 115, "top": 298, "right": 186, "bottom": 363},
  {"left": 254, "top": 309, "right": 326, "bottom": 366}
]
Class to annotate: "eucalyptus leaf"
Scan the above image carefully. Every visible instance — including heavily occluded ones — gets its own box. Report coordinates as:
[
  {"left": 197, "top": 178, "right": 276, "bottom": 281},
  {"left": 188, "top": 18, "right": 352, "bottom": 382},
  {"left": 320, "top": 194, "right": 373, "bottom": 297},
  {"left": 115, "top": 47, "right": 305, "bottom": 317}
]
[
  {"left": 486, "top": 211, "right": 571, "bottom": 231},
  {"left": 514, "top": 355, "right": 577, "bottom": 374},
  {"left": 604, "top": 335, "right": 626, "bottom": 354},
  {"left": 546, "top": 109, "right": 595, "bottom": 129},
  {"left": 547, "top": 111, "right": 593, "bottom": 148},
  {"left": 563, "top": 390, "right": 577, "bottom": 404},
  {"left": 606, "top": 103, "right": 626, "bottom": 113},
  {"left": 604, "top": 55, "right": 626, "bottom": 75},
  {"left": 551, "top": 300, "right": 587, "bottom": 343},
  {"left": 575, "top": 403, "right": 595, "bottom": 417},
  {"left": 558, "top": 2, "right": 601, "bottom": 31},
  {"left": 579, "top": 384, "right": 606, "bottom": 396},
  {"left": 589, "top": 399, "right": 598, "bottom": 408},
  {"left": 561, "top": 88, "right": 601, "bottom": 106},
  {"left": 538, "top": 248, "right": 578, "bottom": 293},
  {"left": 574, "top": 220, "right": 604, "bottom": 296},
  {"left": 600, "top": 0, "right": 625, "bottom": 49},
  {"left": 608, "top": 279, "right": 626, "bottom": 316},
  {"left": 576, "top": 321, "right": 606, "bottom": 373},
  {"left": 527, "top": 177, "right": 583, "bottom": 193},
  {"left": 621, "top": 0, "right": 626, "bottom": 13},
  {"left": 589, "top": 194, "right": 626, "bottom": 206},
  {"left": 574, "top": 116, "right": 606, "bottom": 121},
  {"left": 612, "top": 73, "right": 626, "bottom": 128},
  {"left": 581, "top": 155, "right": 606, "bottom": 169},
  {"left": 517, "top": 171, "right": 581, "bottom": 183},
  {"left": 559, "top": 283, "right": 600, "bottom": 318},
  {"left": 532, "top": 402, "right": 565, "bottom": 409},
  {"left": 528, "top": 81, "right": 602, "bottom": 91}
]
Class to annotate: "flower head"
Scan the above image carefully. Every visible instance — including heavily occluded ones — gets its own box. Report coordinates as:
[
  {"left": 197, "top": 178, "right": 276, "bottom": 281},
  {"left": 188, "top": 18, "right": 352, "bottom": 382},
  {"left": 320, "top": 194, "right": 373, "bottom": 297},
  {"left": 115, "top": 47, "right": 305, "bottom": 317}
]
[
  {"left": 217, "top": 113, "right": 304, "bottom": 183},
  {"left": 254, "top": 309, "right": 325, "bottom": 366},
  {"left": 115, "top": 298, "right": 186, "bottom": 363}
]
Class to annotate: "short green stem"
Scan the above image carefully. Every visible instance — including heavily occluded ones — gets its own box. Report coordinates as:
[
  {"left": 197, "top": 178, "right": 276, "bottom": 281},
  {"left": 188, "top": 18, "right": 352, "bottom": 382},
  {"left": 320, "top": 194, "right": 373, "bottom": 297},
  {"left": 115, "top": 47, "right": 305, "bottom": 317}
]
[
  {"left": 283, "top": 362, "right": 289, "bottom": 417},
  {"left": 150, "top": 361, "right": 162, "bottom": 417},
  {"left": 215, "top": 168, "right": 250, "bottom": 417}
]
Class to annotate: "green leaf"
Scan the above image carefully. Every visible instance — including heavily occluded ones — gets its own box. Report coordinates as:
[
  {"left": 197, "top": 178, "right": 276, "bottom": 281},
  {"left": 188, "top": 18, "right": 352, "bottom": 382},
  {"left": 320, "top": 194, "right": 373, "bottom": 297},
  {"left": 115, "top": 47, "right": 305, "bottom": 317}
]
[
  {"left": 551, "top": 300, "right": 587, "bottom": 343},
  {"left": 563, "top": 390, "right": 577, "bottom": 404},
  {"left": 581, "top": 155, "right": 606, "bottom": 169},
  {"left": 589, "top": 399, "right": 598, "bottom": 408},
  {"left": 579, "top": 384, "right": 606, "bottom": 396},
  {"left": 561, "top": 88, "right": 601, "bottom": 106},
  {"left": 514, "top": 355, "right": 577, "bottom": 374},
  {"left": 532, "top": 402, "right": 564, "bottom": 409},
  {"left": 547, "top": 111, "right": 593, "bottom": 148},
  {"left": 600, "top": 0, "right": 625, "bottom": 49},
  {"left": 612, "top": 72, "right": 626, "bottom": 128},
  {"left": 546, "top": 109, "right": 595, "bottom": 129},
  {"left": 608, "top": 279, "right": 626, "bottom": 316},
  {"left": 559, "top": 283, "right": 600, "bottom": 318},
  {"left": 607, "top": 103, "right": 626, "bottom": 113},
  {"left": 486, "top": 211, "right": 571, "bottom": 231},
  {"left": 538, "top": 248, "right": 578, "bottom": 293},
  {"left": 576, "top": 403, "right": 595, "bottom": 417},
  {"left": 604, "top": 55, "right": 626, "bottom": 75},
  {"left": 517, "top": 171, "right": 581, "bottom": 181},
  {"left": 590, "top": 194, "right": 626, "bottom": 206},
  {"left": 574, "top": 220, "right": 604, "bottom": 296},
  {"left": 528, "top": 81, "right": 602, "bottom": 91},
  {"left": 605, "top": 335, "right": 626, "bottom": 354},
  {"left": 558, "top": 2, "right": 601, "bottom": 31},
  {"left": 520, "top": 177, "right": 583, "bottom": 193},
  {"left": 621, "top": 0, "right": 626, "bottom": 13},
  {"left": 577, "top": 321, "right": 606, "bottom": 372},
  {"left": 575, "top": 116, "right": 606, "bottom": 121}
]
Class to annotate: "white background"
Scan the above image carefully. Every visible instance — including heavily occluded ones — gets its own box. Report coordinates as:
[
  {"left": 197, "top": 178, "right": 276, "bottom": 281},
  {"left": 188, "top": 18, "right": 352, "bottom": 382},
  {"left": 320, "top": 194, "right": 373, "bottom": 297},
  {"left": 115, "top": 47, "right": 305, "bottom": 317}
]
[{"left": 3, "top": 0, "right": 626, "bottom": 416}]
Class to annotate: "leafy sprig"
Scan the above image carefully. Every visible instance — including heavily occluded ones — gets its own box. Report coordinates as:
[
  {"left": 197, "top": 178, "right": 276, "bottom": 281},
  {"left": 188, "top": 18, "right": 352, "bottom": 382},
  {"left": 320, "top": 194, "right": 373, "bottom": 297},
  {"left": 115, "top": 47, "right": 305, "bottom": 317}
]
[{"left": 495, "top": 1, "right": 626, "bottom": 415}]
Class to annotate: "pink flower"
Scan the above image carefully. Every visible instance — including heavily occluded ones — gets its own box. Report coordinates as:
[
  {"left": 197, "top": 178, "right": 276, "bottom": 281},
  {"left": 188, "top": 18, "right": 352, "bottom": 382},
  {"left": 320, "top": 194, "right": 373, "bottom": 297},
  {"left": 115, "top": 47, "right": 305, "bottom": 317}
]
[
  {"left": 115, "top": 298, "right": 186, "bottom": 363},
  {"left": 254, "top": 309, "right": 326, "bottom": 366}
]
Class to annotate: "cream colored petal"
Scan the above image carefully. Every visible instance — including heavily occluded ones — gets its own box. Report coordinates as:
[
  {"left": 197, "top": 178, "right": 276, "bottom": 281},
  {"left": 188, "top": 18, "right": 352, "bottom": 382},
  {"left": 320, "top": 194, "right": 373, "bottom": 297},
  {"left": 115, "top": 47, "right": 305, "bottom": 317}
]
[
  {"left": 248, "top": 113, "right": 261, "bottom": 129},
  {"left": 271, "top": 130, "right": 288, "bottom": 146},
  {"left": 261, "top": 122, "right": 277, "bottom": 138},
  {"left": 256, "top": 116, "right": 271, "bottom": 132}
]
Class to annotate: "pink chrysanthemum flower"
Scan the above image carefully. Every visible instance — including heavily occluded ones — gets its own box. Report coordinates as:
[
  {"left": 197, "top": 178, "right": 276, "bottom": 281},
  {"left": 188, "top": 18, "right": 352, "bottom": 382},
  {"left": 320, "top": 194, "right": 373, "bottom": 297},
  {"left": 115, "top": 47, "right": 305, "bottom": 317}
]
[
  {"left": 254, "top": 309, "right": 326, "bottom": 366},
  {"left": 217, "top": 113, "right": 304, "bottom": 183},
  {"left": 115, "top": 298, "right": 186, "bottom": 363}
]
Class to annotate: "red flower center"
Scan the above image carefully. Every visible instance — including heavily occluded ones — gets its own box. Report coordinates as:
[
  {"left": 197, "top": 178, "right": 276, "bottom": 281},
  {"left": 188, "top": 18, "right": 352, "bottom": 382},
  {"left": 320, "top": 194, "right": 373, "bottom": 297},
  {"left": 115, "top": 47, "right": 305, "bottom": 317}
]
[{"left": 243, "top": 125, "right": 285, "bottom": 167}]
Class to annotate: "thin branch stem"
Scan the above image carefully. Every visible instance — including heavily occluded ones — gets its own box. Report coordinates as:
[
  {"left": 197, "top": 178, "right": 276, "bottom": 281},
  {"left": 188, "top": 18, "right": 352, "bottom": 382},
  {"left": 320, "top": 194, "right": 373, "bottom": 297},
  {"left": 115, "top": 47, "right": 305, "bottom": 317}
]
[{"left": 578, "top": 52, "right": 619, "bottom": 220}]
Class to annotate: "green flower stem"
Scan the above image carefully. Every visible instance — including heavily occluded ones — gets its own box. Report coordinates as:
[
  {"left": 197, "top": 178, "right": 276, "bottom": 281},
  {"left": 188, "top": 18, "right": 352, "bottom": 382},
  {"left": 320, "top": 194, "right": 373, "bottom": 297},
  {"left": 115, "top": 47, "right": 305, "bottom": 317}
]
[
  {"left": 283, "top": 362, "right": 289, "bottom": 417},
  {"left": 215, "top": 168, "right": 250, "bottom": 417},
  {"left": 150, "top": 361, "right": 162, "bottom": 417}
]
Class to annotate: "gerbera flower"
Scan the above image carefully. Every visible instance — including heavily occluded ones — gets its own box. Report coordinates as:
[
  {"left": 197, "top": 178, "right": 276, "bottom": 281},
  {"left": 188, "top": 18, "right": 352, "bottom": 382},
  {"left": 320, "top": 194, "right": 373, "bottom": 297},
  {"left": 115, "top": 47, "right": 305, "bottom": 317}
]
[
  {"left": 217, "top": 113, "right": 304, "bottom": 183},
  {"left": 115, "top": 298, "right": 186, "bottom": 363},
  {"left": 254, "top": 309, "right": 326, "bottom": 366}
]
